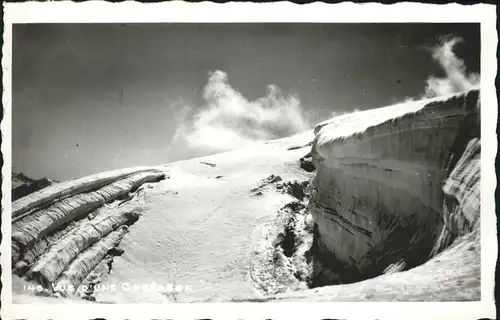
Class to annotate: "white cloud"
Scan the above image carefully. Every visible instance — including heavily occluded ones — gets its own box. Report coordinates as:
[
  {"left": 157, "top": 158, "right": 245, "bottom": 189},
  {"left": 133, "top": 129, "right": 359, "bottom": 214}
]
[
  {"left": 424, "top": 36, "right": 479, "bottom": 98},
  {"left": 169, "top": 70, "right": 311, "bottom": 158}
]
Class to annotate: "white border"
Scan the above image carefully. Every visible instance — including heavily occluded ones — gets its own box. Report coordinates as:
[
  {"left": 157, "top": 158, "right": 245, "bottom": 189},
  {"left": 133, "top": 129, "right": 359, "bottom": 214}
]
[{"left": 1, "top": 2, "right": 497, "bottom": 320}]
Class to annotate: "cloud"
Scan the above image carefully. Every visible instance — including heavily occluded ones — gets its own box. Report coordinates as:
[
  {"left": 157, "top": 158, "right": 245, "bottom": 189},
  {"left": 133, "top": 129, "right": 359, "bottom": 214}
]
[
  {"left": 424, "top": 36, "right": 479, "bottom": 98},
  {"left": 169, "top": 70, "right": 311, "bottom": 158}
]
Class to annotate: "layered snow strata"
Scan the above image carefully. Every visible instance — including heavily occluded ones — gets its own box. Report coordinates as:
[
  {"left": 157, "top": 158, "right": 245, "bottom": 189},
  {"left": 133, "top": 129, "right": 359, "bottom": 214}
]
[
  {"left": 11, "top": 167, "right": 167, "bottom": 297},
  {"left": 309, "top": 90, "right": 480, "bottom": 278}
]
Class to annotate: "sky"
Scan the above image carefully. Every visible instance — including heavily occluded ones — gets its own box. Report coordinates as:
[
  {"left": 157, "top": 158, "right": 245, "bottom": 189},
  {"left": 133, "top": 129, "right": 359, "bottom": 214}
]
[{"left": 12, "top": 23, "right": 480, "bottom": 181}]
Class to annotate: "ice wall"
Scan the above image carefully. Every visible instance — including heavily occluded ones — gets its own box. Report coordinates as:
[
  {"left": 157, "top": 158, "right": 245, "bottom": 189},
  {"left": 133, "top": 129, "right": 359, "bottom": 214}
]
[{"left": 309, "top": 90, "right": 480, "bottom": 279}]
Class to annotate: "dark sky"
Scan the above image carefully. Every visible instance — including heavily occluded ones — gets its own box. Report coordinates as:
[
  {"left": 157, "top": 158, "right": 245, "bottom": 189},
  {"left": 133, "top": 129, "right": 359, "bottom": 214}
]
[{"left": 12, "top": 23, "right": 480, "bottom": 180}]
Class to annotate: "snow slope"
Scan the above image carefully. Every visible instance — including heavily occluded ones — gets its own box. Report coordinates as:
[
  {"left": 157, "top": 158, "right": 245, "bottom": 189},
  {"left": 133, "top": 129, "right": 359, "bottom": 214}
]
[
  {"left": 94, "top": 132, "right": 315, "bottom": 302},
  {"left": 12, "top": 131, "right": 315, "bottom": 303}
]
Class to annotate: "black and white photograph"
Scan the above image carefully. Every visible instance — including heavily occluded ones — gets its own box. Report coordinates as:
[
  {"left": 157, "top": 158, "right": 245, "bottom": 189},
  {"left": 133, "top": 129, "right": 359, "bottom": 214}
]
[{"left": 1, "top": 2, "right": 497, "bottom": 320}]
